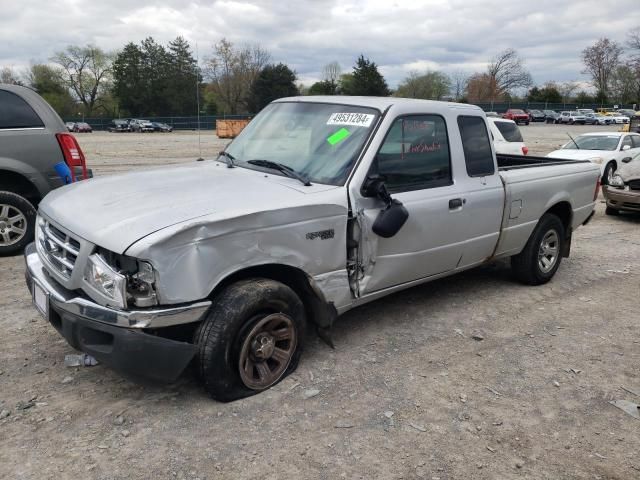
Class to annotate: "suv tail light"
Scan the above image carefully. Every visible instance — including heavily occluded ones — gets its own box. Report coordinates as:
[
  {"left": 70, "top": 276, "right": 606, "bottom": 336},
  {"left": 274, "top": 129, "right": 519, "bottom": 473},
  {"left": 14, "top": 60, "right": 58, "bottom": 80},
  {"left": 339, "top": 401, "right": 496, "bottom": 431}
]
[
  {"left": 521, "top": 146, "right": 529, "bottom": 155},
  {"left": 593, "top": 177, "right": 601, "bottom": 201},
  {"left": 56, "top": 133, "right": 88, "bottom": 182}
]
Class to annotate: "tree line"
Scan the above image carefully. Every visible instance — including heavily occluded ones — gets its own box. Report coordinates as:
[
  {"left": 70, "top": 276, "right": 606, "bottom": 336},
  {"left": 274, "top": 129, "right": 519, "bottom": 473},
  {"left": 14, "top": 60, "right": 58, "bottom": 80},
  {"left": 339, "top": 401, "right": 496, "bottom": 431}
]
[{"left": 1, "top": 30, "right": 639, "bottom": 120}]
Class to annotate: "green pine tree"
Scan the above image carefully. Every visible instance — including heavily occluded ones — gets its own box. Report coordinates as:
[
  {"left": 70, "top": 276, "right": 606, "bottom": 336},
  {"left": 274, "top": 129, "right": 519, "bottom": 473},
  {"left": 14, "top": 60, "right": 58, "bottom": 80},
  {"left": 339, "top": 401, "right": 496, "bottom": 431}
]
[{"left": 341, "top": 55, "right": 391, "bottom": 96}]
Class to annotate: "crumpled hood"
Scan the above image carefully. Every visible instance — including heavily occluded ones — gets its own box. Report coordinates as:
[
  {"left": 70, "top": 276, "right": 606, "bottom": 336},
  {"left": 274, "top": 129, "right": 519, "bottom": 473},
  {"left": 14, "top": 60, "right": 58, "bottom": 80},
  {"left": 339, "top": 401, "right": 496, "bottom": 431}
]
[
  {"left": 546, "top": 149, "right": 610, "bottom": 160},
  {"left": 617, "top": 159, "right": 640, "bottom": 181},
  {"left": 39, "top": 162, "right": 343, "bottom": 254}
]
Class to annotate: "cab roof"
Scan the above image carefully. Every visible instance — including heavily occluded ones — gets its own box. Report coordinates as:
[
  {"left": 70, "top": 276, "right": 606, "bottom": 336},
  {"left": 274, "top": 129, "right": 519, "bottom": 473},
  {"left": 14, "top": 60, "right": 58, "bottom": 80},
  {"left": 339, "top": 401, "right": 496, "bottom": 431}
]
[{"left": 274, "top": 95, "right": 483, "bottom": 114}]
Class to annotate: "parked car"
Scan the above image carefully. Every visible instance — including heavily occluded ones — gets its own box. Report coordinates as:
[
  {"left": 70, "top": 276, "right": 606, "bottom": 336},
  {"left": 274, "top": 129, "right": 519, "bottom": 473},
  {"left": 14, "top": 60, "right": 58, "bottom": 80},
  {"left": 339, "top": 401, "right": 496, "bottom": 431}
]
[
  {"left": 616, "top": 109, "right": 636, "bottom": 119},
  {"left": 603, "top": 150, "right": 640, "bottom": 215},
  {"left": 151, "top": 122, "right": 173, "bottom": 132},
  {"left": 621, "top": 112, "right": 640, "bottom": 133},
  {"left": 527, "top": 109, "right": 545, "bottom": 122},
  {"left": 547, "top": 132, "right": 640, "bottom": 184},
  {"left": 544, "top": 110, "right": 561, "bottom": 124},
  {"left": 488, "top": 117, "right": 528, "bottom": 155},
  {"left": 0, "top": 84, "right": 90, "bottom": 255},
  {"left": 130, "top": 119, "right": 154, "bottom": 132},
  {"left": 577, "top": 109, "right": 595, "bottom": 115},
  {"left": 108, "top": 119, "right": 132, "bottom": 132},
  {"left": 559, "top": 111, "right": 586, "bottom": 124},
  {"left": 607, "top": 113, "right": 630, "bottom": 125},
  {"left": 73, "top": 122, "right": 92, "bottom": 133},
  {"left": 25, "top": 96, "right": 600, "bottom": 401},
  {"left": 502, "top": 109, "right": 529, "bottom": 125},
  {"left": 65, "top": 122, "right": 75, "bottom": 132},
  {"left": 584, "top": 113, "right": 612, "bottom": 125}
]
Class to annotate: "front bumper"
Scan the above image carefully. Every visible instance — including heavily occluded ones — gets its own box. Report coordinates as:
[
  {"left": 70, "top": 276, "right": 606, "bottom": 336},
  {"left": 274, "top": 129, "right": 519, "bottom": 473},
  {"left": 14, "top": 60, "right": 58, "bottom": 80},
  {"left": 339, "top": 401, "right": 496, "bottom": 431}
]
[
  {"left": 24, "top": 243, "right": 210, "bottom": 382},
  {"left": 603, "top": 186, "right": 640, "bottom": 212}
]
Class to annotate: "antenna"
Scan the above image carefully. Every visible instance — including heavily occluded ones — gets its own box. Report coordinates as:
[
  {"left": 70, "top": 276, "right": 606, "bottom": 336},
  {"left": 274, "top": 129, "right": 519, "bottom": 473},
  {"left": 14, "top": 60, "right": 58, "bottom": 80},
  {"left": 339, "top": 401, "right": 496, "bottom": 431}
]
[{"left": 195, "top": 41, "right": 203, "bottom": 161}]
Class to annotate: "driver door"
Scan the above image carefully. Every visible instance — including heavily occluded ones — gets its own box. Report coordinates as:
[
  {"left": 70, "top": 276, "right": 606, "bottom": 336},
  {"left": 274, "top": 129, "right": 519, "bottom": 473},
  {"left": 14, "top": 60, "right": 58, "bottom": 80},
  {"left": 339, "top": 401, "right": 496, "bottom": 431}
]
[{"left": 355, "top": 114, "right": 468, "bottom": 294}]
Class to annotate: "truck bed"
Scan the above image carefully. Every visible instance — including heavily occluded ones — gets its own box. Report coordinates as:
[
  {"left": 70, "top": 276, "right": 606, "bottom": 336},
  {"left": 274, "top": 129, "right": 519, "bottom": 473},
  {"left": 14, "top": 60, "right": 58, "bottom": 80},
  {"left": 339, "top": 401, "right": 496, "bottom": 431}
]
[{"left": 497, "top": 154, "right": 590, "bottom": 171}]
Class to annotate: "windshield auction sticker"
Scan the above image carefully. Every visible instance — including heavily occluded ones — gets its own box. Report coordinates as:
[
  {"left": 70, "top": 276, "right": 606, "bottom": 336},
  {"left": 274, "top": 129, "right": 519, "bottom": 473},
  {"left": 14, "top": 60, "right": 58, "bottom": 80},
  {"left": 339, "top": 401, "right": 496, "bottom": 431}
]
[{"left": 327, "top": 112, "right": 375, "bottom": 127}]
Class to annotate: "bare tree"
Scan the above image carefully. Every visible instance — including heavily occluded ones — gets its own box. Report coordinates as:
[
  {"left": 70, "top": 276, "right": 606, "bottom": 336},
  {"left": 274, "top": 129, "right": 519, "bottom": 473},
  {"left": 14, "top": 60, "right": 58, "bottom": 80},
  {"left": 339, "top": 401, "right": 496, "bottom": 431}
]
[
  {"left": 558, "top": 81, "right": 579, "bottom": 105},
  {"left": 450, "top": 71, "right": 468, "bottom": 101},
  {"left": 581, "top": 38, "right": 623, "bottom": 102},
  {"left": 321, "top": 61, "right": 341, "bottom": 84},
  {"left": 205, "top": 38, "right": 270, "bottom": 114},
  {"left": 1, "top": 66, "right": 23, "bottom": 85},
  {"left": 486, "top": 49, "right": 532, "bottom": 100},
  {"left": 51, "top": 45, "right": 113, "bottom": 116}
]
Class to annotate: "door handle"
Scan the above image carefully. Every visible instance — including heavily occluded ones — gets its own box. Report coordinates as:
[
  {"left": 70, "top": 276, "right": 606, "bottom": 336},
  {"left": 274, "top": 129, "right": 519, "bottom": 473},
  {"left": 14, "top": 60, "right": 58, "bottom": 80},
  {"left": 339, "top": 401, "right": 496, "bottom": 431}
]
[{"left": 449, "top": 198, "right": 465, "bottom": 209}]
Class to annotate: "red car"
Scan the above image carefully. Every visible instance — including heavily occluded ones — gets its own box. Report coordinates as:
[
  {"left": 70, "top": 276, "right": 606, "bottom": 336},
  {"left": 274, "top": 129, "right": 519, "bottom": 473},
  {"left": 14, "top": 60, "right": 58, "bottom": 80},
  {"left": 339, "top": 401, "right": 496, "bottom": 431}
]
[
  {"left": 73, "top": 122, "right": 93, "bottom": 133},
  {"left": 502, "top": 109, "right": 530, "bottom": 125}
]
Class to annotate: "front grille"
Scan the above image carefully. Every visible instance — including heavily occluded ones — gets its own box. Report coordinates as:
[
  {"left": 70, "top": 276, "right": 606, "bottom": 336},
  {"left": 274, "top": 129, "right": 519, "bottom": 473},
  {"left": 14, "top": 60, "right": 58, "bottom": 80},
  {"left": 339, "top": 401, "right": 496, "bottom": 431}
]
[
  {"left": 37, "top": 218, "right": 80, "bottom": 278},
  {"left": 628, "top": 180, "right": 640, "bottom": 191}
]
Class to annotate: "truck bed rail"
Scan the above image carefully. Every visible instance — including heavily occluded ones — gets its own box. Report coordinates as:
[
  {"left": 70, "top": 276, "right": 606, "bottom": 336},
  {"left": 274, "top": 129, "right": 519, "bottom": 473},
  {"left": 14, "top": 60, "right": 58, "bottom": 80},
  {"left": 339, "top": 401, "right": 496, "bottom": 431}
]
[{"left": 497, "top": 154, "right": 590, "bottom": 171}]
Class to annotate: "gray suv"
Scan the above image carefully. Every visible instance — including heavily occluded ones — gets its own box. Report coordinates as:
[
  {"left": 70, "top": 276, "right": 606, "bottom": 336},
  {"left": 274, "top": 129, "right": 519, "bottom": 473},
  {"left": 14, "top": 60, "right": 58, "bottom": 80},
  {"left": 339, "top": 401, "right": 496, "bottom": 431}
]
[{"left": 0, "top": 84, "right": 90, "bottom": 255}]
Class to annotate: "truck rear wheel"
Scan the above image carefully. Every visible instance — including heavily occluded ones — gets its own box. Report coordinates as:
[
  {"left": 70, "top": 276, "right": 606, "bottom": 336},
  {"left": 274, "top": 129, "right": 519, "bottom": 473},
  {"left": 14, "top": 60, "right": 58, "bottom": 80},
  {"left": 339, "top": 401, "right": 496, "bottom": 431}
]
[
  {"left": 195, "top": 278, "right": 306, "bottom": 402},
  {"left": 0, "top": 191, "right": 36, "bottom": 256},
  {"left": 511, "top": 213, "right": 565, "bottom": 285}
]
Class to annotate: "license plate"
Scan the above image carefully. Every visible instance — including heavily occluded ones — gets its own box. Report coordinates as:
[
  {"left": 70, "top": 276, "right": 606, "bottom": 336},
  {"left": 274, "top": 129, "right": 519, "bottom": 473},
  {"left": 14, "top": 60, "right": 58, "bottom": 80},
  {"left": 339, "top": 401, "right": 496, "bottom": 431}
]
[{"left": 32, "top": 282, "right": 49, "bottom": 320}]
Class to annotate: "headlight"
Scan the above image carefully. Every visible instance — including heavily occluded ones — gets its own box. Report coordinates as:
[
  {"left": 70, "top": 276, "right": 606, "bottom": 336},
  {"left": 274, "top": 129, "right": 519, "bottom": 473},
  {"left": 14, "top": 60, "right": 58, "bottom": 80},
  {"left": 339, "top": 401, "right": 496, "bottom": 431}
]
[
  {"left": 83, "top": 253, "right": 158, "bottom": 308},
  {"left": 609, "top": 175, "right": 625, "bottom": 188},
  {"left": 84, "top": 254, "right": 127, "bottom": 308},
  {"left": 589, "top": 157, "right": 604, "bottom": 165}
]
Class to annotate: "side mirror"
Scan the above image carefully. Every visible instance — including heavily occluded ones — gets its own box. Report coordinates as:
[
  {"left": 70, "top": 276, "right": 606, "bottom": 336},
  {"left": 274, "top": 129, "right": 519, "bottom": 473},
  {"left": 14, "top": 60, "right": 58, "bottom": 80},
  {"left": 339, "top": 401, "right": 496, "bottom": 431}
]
[
  {"left": 622, "top": 144, "right": 631, "bottom": 151},
  {"left": 373, "top": 199, "right": 409, "bottom": 238},
  {"left": 622, "top": 157, "right": 633, "bottom": 163},
  {"left": 363, "top": 175, "right": 409, "bottom": 238}
]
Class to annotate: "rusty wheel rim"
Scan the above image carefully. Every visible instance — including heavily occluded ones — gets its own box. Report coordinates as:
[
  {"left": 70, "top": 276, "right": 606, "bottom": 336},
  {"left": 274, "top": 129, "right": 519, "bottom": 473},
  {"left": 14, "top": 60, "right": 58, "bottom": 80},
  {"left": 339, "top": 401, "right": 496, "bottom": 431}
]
[{"left": 238, "top": 313, "right": 297, "bottom": 390}]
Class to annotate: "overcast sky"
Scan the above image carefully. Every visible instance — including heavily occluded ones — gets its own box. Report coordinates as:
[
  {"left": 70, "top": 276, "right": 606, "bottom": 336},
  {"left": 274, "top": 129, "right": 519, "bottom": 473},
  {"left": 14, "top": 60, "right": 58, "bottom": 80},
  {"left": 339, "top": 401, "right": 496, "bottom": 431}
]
[{"left": 1, "top": 0, "right": 639, "bottom": 88}]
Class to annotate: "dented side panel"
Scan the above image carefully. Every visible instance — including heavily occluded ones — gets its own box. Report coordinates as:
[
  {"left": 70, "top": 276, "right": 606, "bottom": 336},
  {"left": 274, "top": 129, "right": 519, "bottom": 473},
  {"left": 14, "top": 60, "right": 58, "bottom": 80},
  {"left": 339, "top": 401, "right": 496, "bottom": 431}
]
[{"left": 127, "top": 202, "right": 352, "bottom": 305}]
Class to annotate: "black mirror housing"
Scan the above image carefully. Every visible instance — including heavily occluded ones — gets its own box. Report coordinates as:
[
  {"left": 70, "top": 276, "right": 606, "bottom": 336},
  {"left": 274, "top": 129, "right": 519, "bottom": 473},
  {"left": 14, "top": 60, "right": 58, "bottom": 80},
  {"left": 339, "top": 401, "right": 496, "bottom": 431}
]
[{"left": 372, "top": 199, "right": 409, "bottom": 238}]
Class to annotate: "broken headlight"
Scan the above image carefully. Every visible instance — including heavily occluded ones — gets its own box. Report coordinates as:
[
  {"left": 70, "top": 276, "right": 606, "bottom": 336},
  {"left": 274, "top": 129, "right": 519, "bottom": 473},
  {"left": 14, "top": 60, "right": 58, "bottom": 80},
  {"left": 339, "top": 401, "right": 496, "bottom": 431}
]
[
  {"left": 84, "top": 254, "right": 128, "bottom": 308},
  {"left": 85, "top": 249, "right": 158, "bottom": 308},
  {"left": 608, "top": 175, "right": 625, "bottom": 188}
]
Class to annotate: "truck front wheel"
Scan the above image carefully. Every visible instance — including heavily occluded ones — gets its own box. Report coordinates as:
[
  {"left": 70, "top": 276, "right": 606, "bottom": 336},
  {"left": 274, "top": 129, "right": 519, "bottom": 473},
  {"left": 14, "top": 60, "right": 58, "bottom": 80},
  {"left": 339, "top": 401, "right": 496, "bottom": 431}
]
[
  {"left": 195, "top": 278, "right": 306, "bottom": 402},
  {"left": 511, "top": 213, "right": 565, "bottom": 285}
]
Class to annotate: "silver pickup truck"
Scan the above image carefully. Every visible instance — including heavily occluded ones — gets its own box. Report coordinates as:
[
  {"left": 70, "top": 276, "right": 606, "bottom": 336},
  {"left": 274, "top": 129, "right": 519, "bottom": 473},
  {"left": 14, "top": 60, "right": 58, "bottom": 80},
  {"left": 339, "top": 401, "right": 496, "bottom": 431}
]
[{"left": 25, "top": 97, "right": 600, "bottom": 401}]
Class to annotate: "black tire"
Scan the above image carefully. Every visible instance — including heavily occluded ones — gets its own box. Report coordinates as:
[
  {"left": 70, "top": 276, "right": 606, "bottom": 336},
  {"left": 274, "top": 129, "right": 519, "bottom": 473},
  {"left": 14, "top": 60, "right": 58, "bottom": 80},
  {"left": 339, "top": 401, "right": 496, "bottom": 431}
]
[
  {"left": 195, "top": 278, "right": 306, "bottom": 402},
  {"left": 602, "top": 161, "right": 617, "bottom": 185},
  {"left": 0, "top": 191, "right": 37, "bottom": 257},
  {"left": 525, "top": 121, "right": 530, "bottom": 125},
  {"left": 605, "top": 206, "right": 620, "bottom": 216},
  {"left": 511, "top": 213, "right": 565, "bottom": 285}
]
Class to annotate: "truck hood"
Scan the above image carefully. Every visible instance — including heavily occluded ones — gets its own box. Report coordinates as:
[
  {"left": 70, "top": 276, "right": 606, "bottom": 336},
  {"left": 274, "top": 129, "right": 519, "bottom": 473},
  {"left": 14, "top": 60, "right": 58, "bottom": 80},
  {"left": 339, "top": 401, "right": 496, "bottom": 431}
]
[{"left": 39, "top": 162, "right": 343, "bottom": 254}]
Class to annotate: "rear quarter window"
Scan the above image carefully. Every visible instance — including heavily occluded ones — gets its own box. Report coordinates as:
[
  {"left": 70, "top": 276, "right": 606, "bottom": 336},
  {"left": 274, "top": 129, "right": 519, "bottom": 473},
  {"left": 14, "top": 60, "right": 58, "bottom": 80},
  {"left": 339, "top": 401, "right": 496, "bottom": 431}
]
[
  {"left": 458, "top": 116, "right": 495, "bottom": 177},
  {"left": 0, "top": 90, "right": 44, "bottom": 129},
  {"left": 494, "top": 121, "right": 523, "bottom": 142}
]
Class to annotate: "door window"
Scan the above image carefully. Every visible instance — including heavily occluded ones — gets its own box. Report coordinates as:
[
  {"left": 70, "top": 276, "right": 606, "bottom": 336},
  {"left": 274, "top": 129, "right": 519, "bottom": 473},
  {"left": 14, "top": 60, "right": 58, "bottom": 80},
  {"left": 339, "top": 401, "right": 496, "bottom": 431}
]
[
  {"left": 621, "top": 136, "right": 633, "bottom": 150},
  {"left": 373, "top": 115, "right": 452, "bottom": 193},
  {"left": 631, "top": 135, "right": 640, "bottom": 148},
  {"left": 458, "top": 115, "right": 495, "bottom": 177},
  {"left": 0, "top": 90, "right": 44, "bottom": 129}
]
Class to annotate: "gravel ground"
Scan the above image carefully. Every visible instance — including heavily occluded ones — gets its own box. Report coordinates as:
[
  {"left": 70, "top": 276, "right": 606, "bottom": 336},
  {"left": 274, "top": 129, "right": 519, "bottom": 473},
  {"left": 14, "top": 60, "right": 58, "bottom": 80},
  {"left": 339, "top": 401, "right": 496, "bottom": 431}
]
[{"left": 1, "top": 123, "right": 639, "bottom": 479}]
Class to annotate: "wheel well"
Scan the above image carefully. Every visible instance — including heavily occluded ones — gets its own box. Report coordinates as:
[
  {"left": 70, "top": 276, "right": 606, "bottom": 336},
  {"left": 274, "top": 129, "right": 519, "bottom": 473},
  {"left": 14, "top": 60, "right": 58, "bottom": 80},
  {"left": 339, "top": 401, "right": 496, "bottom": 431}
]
[
  {"left": 545, "top": 201, "right": 572, "bottom": 234},
  {"left": 0, "top": 170, "right": 41, "bottom": 205},
  {"left": 212, "top": 264, "right": 337, "bottom": 329}
]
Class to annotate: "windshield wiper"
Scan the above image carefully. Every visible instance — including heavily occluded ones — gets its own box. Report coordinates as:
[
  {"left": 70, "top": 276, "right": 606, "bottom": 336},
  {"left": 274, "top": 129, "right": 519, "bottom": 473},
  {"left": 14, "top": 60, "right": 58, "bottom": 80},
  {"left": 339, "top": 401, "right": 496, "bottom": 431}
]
[
  {"left": 247, "top": 159, "right": 312, "bottom": 186},
  {"left": 567, "top": 133, "right": 580, "bottom": 149},
  {"left": 218, "top": 150, "right": 236, "bottom": 168}
]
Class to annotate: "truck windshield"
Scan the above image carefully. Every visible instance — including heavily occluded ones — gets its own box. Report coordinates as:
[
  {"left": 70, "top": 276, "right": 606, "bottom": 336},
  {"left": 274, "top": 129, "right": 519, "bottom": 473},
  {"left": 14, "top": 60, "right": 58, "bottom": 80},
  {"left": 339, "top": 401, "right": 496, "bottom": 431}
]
[
  {"left": 562, "top": 135, "right": 620, "bottom": 151},
  {"left": 224, "top": 102, "right": 380, "bottom": 185}
]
